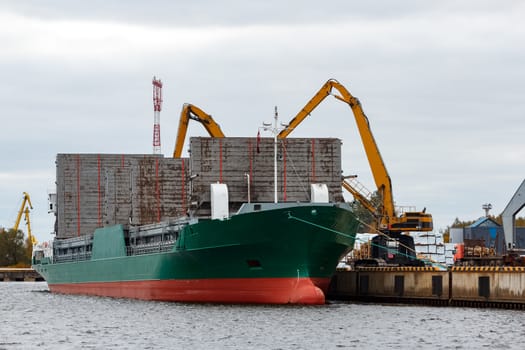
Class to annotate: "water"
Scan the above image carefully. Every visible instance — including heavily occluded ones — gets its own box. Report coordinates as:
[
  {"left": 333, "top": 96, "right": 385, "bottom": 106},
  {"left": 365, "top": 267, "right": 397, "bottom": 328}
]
[{"left": 1, "top": 282, "right": 525, "bottom": 349}]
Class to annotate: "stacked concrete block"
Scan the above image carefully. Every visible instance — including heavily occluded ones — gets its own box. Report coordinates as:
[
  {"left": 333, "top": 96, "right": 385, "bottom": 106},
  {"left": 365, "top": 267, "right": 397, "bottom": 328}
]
[
  {"left": 54, "top": 137, "right": 344, "bottom": 238},
  {"left": 444, "top": 243, "right": 456, "bottom": 266},
  {"left": 189, "top": 137, "right": 343, "bottom": 216},
  {"left": 131, "top": 157, "right": 189, "bottom": 225},
  {"left": 412, "top": 232, "right": 447, "bottom": 265},
  {"left": 56, "top": 154, "right": 189, "bottom": 239}
]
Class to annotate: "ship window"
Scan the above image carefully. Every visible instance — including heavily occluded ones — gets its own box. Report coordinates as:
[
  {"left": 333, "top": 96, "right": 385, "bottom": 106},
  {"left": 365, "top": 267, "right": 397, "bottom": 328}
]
[{"left": 254, "top": 204, "right": 261, "bottom": 211}]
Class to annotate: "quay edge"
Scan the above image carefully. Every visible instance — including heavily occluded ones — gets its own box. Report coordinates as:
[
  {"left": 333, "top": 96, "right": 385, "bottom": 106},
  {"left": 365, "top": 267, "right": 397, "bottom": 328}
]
[
  {"left": 328, "top": 267, "right": 525, "bottom": 309},
  {"left": 0, "top": 268, "right": 44, "bottom": 282}
]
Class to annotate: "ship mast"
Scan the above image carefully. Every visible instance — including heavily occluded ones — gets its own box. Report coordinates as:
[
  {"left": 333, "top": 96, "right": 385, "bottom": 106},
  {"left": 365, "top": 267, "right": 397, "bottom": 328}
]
[{"left": 260, "top": 106, "right": 284, "bottom": 203}]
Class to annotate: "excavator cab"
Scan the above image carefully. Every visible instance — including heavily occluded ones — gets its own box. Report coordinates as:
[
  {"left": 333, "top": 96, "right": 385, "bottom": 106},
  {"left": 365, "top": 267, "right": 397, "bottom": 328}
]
[{"left": 390, "top": 212, "right": 433, "bottom": 232}]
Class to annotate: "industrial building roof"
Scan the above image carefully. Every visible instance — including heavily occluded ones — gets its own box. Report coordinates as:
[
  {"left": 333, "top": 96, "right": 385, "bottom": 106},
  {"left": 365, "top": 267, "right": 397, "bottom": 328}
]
[{"left": 468, "top": 217, "right": 501, "bottom": 228}]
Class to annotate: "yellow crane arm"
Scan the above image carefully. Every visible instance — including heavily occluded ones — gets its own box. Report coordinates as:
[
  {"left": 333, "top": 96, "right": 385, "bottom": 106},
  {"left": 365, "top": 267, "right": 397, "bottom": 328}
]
[
  {"left": 24, "top": 207, "right": 37, "bottom": 245},
  {"left": 342, "top": 179, "right": 378, "bottom": 217},
  {"left": 14, "top": 192, "right": 33, "bottom": 231},
  {"left": 173, "top": 103, "right": 226, "bottom": 158},
  {"left": 13, "top": 192, "right": 37, "bottom": 245},
  {"left": 278, "top": 79, "right": 395, "bottom": 221}
]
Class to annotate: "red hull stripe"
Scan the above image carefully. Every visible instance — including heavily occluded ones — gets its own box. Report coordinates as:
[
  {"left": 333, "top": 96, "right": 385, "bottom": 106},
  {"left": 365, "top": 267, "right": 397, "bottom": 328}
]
[{"left": 49, "top": 277, "right": 330, "bottom": 305}]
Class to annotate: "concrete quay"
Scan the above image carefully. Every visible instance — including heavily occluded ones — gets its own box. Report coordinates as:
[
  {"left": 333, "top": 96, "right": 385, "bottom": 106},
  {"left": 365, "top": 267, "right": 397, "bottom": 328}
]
[
  {"left": 327, "top": 267, "right": 525, "bottom": 309},
  {"left": 0, "top": 268, "right": 44, "bottom": 282}
]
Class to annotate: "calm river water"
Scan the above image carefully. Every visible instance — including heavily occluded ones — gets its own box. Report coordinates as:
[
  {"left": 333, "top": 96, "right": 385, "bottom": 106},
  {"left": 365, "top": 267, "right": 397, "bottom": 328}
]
[{"left": 1, "top": 282, "right": 525, "bottom": 349}]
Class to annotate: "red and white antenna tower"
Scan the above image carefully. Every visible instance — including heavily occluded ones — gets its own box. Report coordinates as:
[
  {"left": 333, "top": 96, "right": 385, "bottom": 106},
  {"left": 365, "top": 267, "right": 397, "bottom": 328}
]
[{"left": 152, "top": 76, "right": 163, "bottom": 154}]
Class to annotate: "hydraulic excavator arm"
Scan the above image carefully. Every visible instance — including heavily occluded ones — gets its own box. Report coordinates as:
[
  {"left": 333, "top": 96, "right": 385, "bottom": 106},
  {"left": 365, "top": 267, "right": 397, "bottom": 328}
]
[
  {"left": 278, "top": 79, "right": 395, "bottom": 224},
  {"left": 342, "top": 179, "right": 378, "bottom": 217},
  {"left": 279, "top": 79, "right": 432, "bottom": 233},
  {"left": 173, "top": 103, "right": 226, "bottom": 158}
]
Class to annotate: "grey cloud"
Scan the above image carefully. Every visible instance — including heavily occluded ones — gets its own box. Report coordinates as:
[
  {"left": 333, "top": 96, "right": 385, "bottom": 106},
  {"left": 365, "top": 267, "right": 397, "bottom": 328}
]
[
  {"left": 1, "top": 0, "right": 524, "bottom": 242},
  {"left": 2, "top": 0, "right": 521, "bottom": 27}
]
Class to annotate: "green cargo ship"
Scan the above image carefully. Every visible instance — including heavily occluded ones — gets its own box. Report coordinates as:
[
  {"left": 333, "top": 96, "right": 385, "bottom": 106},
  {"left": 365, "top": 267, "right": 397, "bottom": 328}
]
[
  {"left": 33, "top": 202, "right": 358, "bottom": 304},
  {"left": 33, "top": 134, "right": 356, "bottom": 304}
]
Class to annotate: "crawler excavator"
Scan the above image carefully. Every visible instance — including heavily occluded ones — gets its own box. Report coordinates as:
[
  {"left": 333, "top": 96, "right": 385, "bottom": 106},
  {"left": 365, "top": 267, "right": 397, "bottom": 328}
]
[
  {"left": 279, "top": 79, "right": 432, "bottom": 266},
  {"left": 173, "top": 103, "right": 225, "bottom": 158}
]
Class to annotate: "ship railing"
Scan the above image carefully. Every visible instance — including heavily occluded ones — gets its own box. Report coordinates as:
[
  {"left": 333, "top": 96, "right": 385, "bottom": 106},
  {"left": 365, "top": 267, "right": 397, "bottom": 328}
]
[
  {"left": 127, "top": 240, "right": 175, "bottom": 256},
  {"left": 53, "top": 251, "right": 92, "bottom": 263}
]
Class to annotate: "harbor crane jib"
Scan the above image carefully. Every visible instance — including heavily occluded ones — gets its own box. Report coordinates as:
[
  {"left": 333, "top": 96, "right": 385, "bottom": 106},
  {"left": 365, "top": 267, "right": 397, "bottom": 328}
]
[{"left": 14, "top": 192, "right": 37, "bottom": 246}]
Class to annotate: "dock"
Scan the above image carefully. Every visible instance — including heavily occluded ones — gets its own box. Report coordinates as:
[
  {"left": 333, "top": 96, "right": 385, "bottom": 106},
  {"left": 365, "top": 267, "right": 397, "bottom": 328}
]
[
  {"left": 328, "top": 267, "right": 525, "bottom": 309},
  {"left": 0, "top": 268, "right": 44, "bottom": 282}
]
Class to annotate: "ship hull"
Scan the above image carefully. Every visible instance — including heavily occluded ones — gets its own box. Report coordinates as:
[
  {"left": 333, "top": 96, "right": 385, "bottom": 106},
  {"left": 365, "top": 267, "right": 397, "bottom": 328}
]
[
  {"left": 34, "top": 203, "right": 358, "bottom": 305},
  {"left": 48, "top": 277, "right": 329, "bottom": 304}
]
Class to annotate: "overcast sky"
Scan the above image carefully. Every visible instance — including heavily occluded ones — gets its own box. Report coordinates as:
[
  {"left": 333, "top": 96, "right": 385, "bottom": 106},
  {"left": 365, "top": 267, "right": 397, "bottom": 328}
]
[{"left": 1, "top": 0, "right": 524, "bottom": 243}]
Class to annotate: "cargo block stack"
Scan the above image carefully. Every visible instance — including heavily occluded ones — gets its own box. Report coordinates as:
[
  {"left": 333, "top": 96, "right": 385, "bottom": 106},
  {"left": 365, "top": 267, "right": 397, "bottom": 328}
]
[{"left": 54, "top": 137, "right": 344, "bottom": 238}]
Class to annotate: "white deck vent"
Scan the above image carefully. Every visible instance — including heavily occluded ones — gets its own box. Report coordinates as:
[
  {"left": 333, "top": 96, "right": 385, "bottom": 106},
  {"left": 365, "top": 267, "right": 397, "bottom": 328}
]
[
  {"left": 310, "top": 183, "right": 329, "bottom": 203},
  {"left": 211, "top": 183, "right": 229, "bottom": 220}
]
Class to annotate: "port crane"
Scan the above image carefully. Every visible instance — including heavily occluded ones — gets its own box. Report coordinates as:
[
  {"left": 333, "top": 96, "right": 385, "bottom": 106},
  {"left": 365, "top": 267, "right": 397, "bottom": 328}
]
[
  {"left": 502, "top": 179, "right": 525, "bottom": 251},
  {"left": 278, "top": 79, "right": 432, "bottom": 235},
  {"left": 173, "top": 103, "right": 226, "bottom": 158},
  {"left": 13, "top": 192, "right": 37, "bottom": 246}
]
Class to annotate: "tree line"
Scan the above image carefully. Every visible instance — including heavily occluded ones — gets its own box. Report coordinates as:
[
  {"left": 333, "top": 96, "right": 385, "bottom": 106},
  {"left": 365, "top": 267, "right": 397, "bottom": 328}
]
[{"left": 0, "top": 227, "right": 33, "bottom": 267}]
